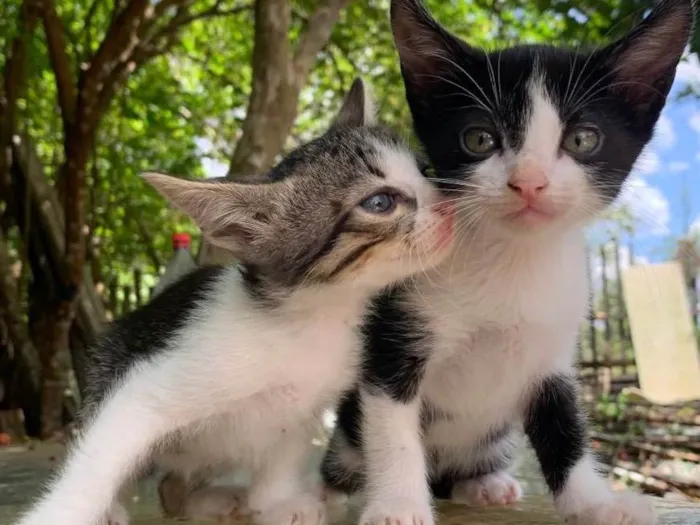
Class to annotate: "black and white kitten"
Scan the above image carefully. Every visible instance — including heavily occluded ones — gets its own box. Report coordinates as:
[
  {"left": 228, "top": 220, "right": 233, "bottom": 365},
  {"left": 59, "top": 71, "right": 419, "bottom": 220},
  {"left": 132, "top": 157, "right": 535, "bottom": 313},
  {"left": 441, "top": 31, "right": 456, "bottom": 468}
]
[
  {"left": 322, "top": 2, "right": 692, "bottom": 525},
  {"left": 16, "top": 79, "right": 456, "bottom": 525}
]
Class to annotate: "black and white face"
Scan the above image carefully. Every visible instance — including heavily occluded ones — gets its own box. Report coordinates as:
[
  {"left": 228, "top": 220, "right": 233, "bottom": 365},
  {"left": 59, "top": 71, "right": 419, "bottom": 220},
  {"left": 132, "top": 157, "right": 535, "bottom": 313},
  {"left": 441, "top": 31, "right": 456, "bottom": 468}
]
[{"left": 391, "top": 0, "right": 693, "bottom": 238}]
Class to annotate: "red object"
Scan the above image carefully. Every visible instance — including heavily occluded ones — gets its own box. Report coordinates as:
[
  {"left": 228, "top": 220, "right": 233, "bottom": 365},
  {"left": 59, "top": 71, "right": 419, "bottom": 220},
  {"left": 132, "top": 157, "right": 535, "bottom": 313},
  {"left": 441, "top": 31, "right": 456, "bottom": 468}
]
[
  {"left": 0, "top": 433, "right": 11, "bottom": 446},
  {"left": 172, "top": 232, "right": 191, "bottom": 251}
]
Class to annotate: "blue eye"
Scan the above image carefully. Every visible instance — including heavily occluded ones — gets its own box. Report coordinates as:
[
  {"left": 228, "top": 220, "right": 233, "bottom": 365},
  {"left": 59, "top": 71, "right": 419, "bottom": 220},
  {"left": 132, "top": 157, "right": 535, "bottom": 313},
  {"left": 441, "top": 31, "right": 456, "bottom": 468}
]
[{"left": 360, "top": 192, "right": 396, "bottom": 214}]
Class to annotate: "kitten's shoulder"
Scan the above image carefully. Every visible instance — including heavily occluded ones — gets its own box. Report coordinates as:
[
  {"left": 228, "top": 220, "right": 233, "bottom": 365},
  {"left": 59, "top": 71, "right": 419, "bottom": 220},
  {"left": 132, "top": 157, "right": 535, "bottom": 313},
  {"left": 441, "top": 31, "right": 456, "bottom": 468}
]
[{"left": 83, "top": 265, "right": 227, "bottom": 405}]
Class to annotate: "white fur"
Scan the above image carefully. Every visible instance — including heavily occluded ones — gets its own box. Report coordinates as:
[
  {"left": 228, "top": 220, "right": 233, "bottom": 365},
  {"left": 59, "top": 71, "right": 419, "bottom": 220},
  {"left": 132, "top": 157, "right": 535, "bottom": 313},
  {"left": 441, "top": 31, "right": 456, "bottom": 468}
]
[
  {"left": 364, "top": 78, "right": 653, "bottom": 525},
  {"left": 360, "top": 393, "right": 434, "bottom": 525},
  {"left": 450, "top": 471, "right": 522, "bottom": 507},
  {"left": 18, "top": 147, "right": 454, "bottom": 525}
]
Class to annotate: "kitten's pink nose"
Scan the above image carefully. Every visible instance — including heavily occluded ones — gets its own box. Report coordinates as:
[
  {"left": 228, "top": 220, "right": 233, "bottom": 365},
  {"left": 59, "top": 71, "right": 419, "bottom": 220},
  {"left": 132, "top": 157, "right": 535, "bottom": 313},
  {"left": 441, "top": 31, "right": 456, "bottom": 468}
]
[{"left": 507, "top": 168, "right": 549, "bottom": 203}]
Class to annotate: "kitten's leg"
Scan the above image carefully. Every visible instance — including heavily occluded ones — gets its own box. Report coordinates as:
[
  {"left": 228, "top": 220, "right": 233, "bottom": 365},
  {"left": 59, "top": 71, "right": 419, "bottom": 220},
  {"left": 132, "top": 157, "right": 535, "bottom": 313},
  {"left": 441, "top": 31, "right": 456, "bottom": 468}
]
[
  {"left": 158, "top": 472, "right": 189, "bottom": 518},
  {"left": 524, "top": 374, "right": 656, "bottom": 525},
  {"left": 17, "top": 356, "right": 254, "bottom": 525},
  {"left": 102, "top": 482, "right": 138, "bottom": 525},
  {"left": 358, "top": 390, "right": 433, "bottom": 525},
  {"left": 320, "top": 426, "right": 365, "bottom": 500},
  {"left": 16, "top": 375, "right": 171, "bottom": 525},
  {"left": 247, "top": 425, "right": 325, "bottom": 525}
]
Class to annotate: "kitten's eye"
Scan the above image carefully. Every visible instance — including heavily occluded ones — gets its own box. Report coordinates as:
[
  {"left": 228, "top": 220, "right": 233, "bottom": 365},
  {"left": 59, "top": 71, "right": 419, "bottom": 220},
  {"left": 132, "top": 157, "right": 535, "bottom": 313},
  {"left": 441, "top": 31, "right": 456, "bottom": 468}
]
[
  {"left": 562, "top": 127, "right": 601, "bottom": 156},
  {"left": 460, "top": 127, "right": 499, "bottom": 156},
  {"left": 360, "top": 192, "right": 396, "bottom": 214}
]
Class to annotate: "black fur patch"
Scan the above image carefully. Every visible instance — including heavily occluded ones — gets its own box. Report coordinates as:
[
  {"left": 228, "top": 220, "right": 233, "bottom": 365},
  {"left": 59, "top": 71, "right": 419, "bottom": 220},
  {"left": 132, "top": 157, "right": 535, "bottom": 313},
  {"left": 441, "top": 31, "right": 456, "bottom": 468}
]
[
  {"left": 82, "top": 266, "right": 225, "bottom": 414},
  {"left": 320, "top": 448, "right": 365, "bottom": 494},
  {"left": 523, "top": 374, "right": 586, "bottom": 496},
  {"left": 335, "top": 390, "right": 363, "bottom": 449},
  {"left": 361, "top": 286, "right": 431, "bottom": 403}
]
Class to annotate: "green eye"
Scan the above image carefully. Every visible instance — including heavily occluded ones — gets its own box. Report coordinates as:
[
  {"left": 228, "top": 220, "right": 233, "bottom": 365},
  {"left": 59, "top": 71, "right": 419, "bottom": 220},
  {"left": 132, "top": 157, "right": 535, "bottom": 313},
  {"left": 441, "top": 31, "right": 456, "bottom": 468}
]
[
  {"left": 461, "top": 128, "right": 499, "bottom": 156},
  {"left": 562, "top": 127, "right": 601, "bottom": 156}
]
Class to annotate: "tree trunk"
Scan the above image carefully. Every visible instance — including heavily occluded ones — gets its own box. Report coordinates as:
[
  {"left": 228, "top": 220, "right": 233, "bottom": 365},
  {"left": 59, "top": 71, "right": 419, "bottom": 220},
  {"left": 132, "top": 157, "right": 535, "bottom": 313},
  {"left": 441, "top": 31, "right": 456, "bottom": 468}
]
[
  {"left": 0, "top": 230, "right": 42, "bottom": 437},
  {"left": 200, "top": 0, "right": 353, "bottom": 265},
  {"left": 0, "top": 0, "right": 39, "bottom": 220}
]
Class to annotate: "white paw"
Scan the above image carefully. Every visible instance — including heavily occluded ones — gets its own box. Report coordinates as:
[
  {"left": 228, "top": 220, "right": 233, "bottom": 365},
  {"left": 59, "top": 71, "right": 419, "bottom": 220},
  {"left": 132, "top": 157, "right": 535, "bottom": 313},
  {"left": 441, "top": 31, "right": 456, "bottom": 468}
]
[
  {"left": 450, "top": 471, "right": 523, "bottom": 507},
  {"left": 185, "top": 486, "right": 248, "bottom": 520},
  {"left": 255, "top": 493, "right": 326, "bottom": 525},
  {"left": 359, "top": 498, "right": 434, "bottom": 525},
  {"left": 564, "top": 492, "right": 657, "bottom": 525},
  {"left": 103, "top": 502, "right": 129, "bottom": 525}
]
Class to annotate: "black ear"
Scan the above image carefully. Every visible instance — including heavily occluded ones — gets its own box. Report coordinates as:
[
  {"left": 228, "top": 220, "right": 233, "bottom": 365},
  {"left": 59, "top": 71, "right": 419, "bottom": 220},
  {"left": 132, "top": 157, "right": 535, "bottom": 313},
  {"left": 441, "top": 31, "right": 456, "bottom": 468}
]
[
  {"left": 601, "top": 0, "right": 694, "bottom": 110},
  {"left": 390, "top": 0, "right": 475, "bottom": 92},
  {"left": 331, "top": 77, "right": 377, "bottom": 128}
]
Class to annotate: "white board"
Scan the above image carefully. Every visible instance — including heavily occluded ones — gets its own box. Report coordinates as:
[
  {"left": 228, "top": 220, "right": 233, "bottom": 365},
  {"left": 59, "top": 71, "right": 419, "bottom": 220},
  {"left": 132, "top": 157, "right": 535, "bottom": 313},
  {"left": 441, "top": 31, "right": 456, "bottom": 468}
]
[{"left": 621, "top": 261, "right": 700, "bottom": 405}]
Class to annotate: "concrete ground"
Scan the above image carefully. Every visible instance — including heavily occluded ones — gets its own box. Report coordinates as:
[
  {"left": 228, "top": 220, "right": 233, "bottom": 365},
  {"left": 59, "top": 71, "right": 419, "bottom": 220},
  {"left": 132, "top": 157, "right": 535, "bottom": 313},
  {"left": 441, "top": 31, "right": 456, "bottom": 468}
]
[{"left": 1, "top": 442, "right": 699, "bottom": 525}]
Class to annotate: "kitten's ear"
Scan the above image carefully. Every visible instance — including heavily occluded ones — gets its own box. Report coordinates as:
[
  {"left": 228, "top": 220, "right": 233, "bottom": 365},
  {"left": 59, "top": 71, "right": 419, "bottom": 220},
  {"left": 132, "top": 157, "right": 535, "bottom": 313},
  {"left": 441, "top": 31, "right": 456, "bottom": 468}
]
[
  {"left": 142, "top": 172, "right": 272, "bottom": 256},
  {"left": 332, "top": 77, "right": 377, "bottom": 128},
  {"left": 390, "top": 0, "right": 471, "bottom": 91},
  {"left": 601, "top": 0, "right": 694, "bottom": 109}
]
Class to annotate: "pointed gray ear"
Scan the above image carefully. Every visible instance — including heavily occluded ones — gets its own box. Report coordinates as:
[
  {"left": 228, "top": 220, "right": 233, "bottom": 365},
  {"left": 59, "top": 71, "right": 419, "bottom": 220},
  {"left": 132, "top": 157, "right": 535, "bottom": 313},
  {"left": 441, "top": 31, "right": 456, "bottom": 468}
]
[
  {"left": 331, "top": 77, "right": 377, "bottom": 128},
  {"left": 142, "top": 172, "right": 273, "bottom": 256},
  {"left": 391, "top": 0, "right": 474, "bottom": 91},
  {"left": 601, "top": 0, "right": 694, "bottom": 108}
]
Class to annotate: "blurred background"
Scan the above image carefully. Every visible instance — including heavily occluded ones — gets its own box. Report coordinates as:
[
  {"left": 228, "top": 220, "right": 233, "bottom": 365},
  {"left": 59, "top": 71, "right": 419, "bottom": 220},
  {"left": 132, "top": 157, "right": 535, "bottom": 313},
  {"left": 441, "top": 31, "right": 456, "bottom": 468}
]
[{"left": 0, "top": 0, "right": 699, "bottom": 520}]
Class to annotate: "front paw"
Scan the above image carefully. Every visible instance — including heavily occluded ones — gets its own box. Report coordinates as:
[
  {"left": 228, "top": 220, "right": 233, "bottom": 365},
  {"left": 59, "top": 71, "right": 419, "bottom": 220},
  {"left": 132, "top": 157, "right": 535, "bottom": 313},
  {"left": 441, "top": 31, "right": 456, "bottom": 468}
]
[
  {"left": 565, "top": 492, "right": 657, "bottom": 525},
  {"left": 451, "top": 471, "right": 522, "bottom": 507},
  {"left": 359, "top": 498, "right": 434, "bottom": 525},
  {"left": 254, "top": 493, "right": 326, "bottom": 525}
]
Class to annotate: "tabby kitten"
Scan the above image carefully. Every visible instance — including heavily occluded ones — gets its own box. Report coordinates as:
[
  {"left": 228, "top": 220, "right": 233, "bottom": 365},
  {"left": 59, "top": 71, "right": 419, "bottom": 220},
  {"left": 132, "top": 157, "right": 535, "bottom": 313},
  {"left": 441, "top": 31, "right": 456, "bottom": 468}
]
[
  {"left": 322, "top": 2, "right": 692, "bottom": 525},
  {"left": 16, "top": 78, "right": 455, "bottom": 525}
]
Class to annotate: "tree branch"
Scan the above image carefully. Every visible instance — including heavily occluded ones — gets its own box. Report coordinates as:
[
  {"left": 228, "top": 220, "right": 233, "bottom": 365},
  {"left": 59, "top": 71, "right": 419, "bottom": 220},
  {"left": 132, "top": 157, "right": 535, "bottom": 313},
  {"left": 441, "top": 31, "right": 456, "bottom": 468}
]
[
  {"left": 40, "top": 0, "right": 77, "bottom": 126},
  {"left": 78, "top": 0, "right": 156, "bottom": 130},
  {"left": 132, "top": 214, "right": 163, "bottom": 271},
  {"left": 82, "top": 0, "right": 102, "bottom": 60},
  {"left": 0, "top": 0, "right": 39, "bottom": 199},
  {"left": 175, "top": 1, "right": 251, "bottom": 26},
  {"left": 293, "top": 0, "right": 353, "bottom": 82},
  {"left": 0, "top": 230, "right": 40, "bottom": 391}
]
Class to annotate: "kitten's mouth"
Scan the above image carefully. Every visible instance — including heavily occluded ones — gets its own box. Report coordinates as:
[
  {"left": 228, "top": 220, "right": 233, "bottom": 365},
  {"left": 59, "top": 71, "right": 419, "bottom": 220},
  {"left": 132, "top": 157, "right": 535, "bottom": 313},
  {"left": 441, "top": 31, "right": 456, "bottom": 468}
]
[{"left": 505, "top": 204, "right": 556, "bottom": 226}]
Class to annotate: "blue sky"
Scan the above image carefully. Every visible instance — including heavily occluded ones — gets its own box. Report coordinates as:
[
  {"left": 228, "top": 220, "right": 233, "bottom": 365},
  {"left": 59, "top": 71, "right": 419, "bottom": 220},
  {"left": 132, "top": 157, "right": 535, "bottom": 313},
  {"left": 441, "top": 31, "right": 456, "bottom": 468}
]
[
  {"left": 201, "top": 54, "right": 700, "bottom": 264},
  {"left": 613, "top": 52, "right": 700, "bottom": 263}
]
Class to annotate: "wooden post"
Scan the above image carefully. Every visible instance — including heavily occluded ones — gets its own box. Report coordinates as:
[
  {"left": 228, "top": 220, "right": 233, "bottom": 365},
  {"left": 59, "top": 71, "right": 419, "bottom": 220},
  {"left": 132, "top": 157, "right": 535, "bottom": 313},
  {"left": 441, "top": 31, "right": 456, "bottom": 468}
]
[
  {"left": 613, "top": 239, "right": 628, "bottom": 376},
  {"left": 133, "top": 269, "right": 142, "bottom": 307},
  {"left": 122, "top": 286, "right": 131, "bottom": 315},
  {"left": 108, "top": 278, "right": 118, "bottom": 318},
  {"left": 585, "top": 246, "right": 598, "bottom": 393}
]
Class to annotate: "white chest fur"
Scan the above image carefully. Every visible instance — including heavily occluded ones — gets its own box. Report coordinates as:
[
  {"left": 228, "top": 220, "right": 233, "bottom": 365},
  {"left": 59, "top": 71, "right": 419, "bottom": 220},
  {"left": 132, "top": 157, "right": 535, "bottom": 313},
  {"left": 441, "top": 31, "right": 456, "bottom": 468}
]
[
  {"left": 413, "top": 230, "right": 589, "bottom": 448},
  {"left": 149, "top": 269, "right": 366, "bottom": 468}
]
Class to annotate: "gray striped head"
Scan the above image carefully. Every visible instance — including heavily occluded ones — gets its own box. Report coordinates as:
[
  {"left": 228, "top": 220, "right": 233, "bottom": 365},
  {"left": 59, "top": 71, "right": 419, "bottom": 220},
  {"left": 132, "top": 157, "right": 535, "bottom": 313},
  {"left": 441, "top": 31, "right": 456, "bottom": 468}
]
[{"left": 144, "top": 79, "right": 455, "bottom": 293}]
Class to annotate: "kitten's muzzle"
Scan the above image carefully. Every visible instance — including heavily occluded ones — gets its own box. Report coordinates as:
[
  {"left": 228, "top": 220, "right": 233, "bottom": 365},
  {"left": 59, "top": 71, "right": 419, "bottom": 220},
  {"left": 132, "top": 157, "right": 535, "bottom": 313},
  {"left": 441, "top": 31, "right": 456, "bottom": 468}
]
[{"left": 507, "top": 165, "right": 549, "bottom": 205}]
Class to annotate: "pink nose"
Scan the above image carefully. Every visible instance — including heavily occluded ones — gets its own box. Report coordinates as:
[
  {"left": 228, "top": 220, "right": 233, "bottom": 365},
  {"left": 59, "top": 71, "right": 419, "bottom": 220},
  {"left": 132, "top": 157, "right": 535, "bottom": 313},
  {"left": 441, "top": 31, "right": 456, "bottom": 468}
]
[{"left": 507, "top": 168, "right": 549, "bottom": 202}]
